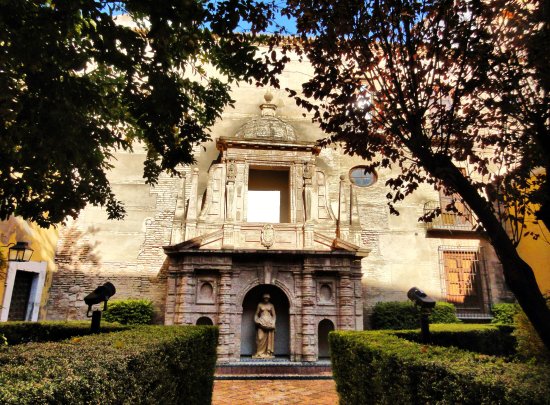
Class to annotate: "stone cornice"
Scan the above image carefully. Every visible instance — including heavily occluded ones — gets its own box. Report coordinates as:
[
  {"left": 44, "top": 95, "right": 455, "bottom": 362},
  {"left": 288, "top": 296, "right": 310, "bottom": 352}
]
[{"left": 217, "top": 136, "right": 320, "bottom": 154}]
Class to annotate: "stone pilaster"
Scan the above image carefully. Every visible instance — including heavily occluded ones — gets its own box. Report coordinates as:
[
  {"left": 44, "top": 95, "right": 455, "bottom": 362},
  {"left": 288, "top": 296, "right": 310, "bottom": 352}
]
[
  {"left": 217, "top": 268, "right": 235, "bottom": 361},
  {"left": 185, "top": 168, "right": 199, "bottom": 240},
  {"left": 352, "top": 271, "right": 364, "bottom": 329},
  {"left": 338, "top": 272, "right": 355, "bottom": 330},
  {"left": 301, "top": 268, "right": 316, "bottom": 361},
  {"left": 164, "top": 274, "right": 177, "bottom": 325},
  {"left": 174, "top": 271, "right": 194, "bottom": 324}
]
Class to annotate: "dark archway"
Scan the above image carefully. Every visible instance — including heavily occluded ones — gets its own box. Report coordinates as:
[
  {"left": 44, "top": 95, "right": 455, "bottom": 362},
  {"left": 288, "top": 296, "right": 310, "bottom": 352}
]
[
  {"left": 196, "top": 316, "right": 213, "bottom": 326},
  {"left": 241, "top": 284, "right": 290, "bottom": 357},
  {"left": 318, "top": 319, "right": 335, "bottom": 358}
]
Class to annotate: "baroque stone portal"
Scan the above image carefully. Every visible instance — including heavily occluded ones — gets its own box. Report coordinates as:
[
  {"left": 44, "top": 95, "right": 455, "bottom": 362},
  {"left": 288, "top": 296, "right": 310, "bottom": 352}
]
[{"left": 253, "top": 293, "right": 276, "bottom": 358}]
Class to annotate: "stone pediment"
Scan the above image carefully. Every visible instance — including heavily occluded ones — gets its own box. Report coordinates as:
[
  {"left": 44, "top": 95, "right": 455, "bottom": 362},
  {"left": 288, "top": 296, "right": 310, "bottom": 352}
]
[{"left": 165, "top": 227, "right": 369, "bottom": 258}]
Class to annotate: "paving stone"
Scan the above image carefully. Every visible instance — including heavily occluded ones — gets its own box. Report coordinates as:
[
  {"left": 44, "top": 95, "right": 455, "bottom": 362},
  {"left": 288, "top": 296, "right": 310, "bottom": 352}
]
[{"left": 212, "top": 379, "right": 339, "bottom": 404}]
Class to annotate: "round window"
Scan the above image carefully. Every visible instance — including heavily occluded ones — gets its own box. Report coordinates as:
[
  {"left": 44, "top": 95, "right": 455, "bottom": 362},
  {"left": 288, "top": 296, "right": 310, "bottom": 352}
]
[{"left": 349, "top": 166, "right": 377, "bottom": 187}]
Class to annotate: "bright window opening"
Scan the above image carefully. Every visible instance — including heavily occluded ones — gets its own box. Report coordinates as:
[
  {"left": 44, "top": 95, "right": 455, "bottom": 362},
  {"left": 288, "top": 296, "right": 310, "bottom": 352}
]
[{"left": 247, "top": 168, "right": 290, "bottom": 223}]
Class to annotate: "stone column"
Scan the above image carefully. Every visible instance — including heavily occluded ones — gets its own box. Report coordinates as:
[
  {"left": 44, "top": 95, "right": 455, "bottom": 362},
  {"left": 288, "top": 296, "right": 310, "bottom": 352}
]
[
  {"left": 301, "top": 268, "right": 316, "bottom": 361},
  {"left": 217, "top": 267, "right": 235, "bottom": 361},
  {"left": 338, "top": 270, "right": 355, "bottom": 330}
]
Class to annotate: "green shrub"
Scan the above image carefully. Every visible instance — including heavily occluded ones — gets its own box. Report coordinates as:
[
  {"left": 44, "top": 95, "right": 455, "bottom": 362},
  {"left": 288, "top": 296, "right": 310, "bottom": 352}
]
[
  {"left": 103, "top": 299, "right": 154, "bottom": 325},
  {"left": 330, "top": 328, "right": 550, "bottom": 405},
  {"left": 491, "top": 303, "right": 520, "bottom": 324},
  {"left": 430, "top": 302, "right": 461, "bottom": 323},
  {"left": 0, "top": 325, "right": 218, "bottom": 405},
  {"left": 513, "top": 297, "right": 550, "bottom": 364},
  {"left": 371, "top": 301, "right": 460, "bottom": 329},
  {"left": 396, "top": 323, "right": 516, "bottom": 356},
  {"left": 0, "top": 321, "right": 127, "bottom": 345}
]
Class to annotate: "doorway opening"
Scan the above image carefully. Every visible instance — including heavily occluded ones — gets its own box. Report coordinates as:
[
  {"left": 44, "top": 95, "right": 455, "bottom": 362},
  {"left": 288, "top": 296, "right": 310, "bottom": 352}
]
[
  {"left": 247, "top": 167, "right": 290, "bottom": 223},
  {"left": 240, "top": 284, "right": 290, "bottom": 358},
  {"left": 318, "top": 319, "right": 335, "bottom": 358}
]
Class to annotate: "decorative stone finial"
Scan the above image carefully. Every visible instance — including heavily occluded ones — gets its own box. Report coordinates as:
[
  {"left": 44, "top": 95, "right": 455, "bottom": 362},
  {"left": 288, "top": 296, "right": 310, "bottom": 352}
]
[{"left": 260, "top": 90, "right": 277, "bottom": 117}]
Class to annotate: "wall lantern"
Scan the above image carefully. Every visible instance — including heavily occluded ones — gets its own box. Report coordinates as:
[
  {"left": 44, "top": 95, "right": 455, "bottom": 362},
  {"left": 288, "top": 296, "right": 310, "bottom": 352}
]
[{"left": 1, "top": 241, "right": 34, "bottom": 262}]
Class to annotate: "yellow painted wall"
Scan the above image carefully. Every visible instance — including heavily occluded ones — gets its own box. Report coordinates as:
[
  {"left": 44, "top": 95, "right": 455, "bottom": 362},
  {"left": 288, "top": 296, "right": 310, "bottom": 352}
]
[
  {"left": 517, "top": 219, "right": 550, "bottom": 295},
  {"left": 0, "top": 216, "right": 58, "bottom": 319}
]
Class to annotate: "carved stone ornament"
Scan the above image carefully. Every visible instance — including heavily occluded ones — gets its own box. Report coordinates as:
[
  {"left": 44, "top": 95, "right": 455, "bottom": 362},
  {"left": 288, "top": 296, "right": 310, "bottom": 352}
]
[
  {"left": 227, "top": 161, "right": 237, "bottom": 182},
  {"left": 303, "top": 163, "right": 313, "bottom": 180},
  {"left": 260, "top": 224, "right": 275, "bottom": 248}
]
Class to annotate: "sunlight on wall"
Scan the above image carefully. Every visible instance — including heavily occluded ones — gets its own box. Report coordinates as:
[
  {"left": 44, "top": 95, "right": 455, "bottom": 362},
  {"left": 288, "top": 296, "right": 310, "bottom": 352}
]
[
  {"left": 0, "top": 217, "right": 59, "bottom": 319},
  {"left": 517, "top": 221, "right": 550, "bottom": 295}
]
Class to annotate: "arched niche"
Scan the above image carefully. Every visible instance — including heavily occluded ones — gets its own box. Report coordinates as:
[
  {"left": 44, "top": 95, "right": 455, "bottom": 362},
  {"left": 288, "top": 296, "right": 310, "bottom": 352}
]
[
  {"left": 318, "top": 319, "right": 335, "bottom": 358},
  {"left": 240, "top": 284, "right": 290, "bottom": 357},
  {"left": 196, "top": 316, "right": 214, "bottom": 326}
]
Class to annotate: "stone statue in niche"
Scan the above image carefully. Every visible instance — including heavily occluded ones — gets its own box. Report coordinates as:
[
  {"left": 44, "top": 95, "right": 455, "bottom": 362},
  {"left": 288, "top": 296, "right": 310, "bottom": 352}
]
[{"left": 253, "top": 293, "right": 276, "bottom": 358}]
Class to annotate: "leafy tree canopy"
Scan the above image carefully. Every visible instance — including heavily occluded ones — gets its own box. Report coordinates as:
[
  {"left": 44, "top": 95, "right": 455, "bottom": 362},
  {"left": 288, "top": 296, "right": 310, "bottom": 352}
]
[
  {"left": 271, "top": 0, "right": 550, "bottom": 348},
  {"left": 0, "top": 0, "right": 277, "bottom": 226}
]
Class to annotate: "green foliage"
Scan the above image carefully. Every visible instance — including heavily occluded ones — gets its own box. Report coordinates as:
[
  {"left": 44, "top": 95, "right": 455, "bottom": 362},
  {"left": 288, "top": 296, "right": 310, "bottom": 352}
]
[
  {"left": 513, "top": 297, "right": 550, "bottom": 363},
  {"left": 371, "top": 301, "right": 460, "bottom": 330},
  {"left": 279, "top": 0, "right": 550, "bottom": 350},
  {"left": 330, "top": 328, "right": 550, "bottom": 405},
  {"left": 0, "top": 321, "right": 127, "bottom": 345},
  {"left": 429, "top": 302, "right": 461, "bottom": 324},
  {"left": 491, "top": 303, "right": 520, "bottom": 325},
  {"left": 396, "top": 323, "right": 516, "bottom": 356},
  {"left": 0, "top": 325, "right": 218, "bottom": 405},
  {"left": 0, "top": 1, "right": 277, "bottom": 226},
  {"left": 103, "top": 299, "right": 154, "bottom": 325},
  {"left": 1, "top": 334, "right": 6, "bottom": 346}
]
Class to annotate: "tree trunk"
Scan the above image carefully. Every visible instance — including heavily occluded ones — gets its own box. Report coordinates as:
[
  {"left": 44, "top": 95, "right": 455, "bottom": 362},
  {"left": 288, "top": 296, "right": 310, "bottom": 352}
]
[{"left": 420, "top": 152, "right": 550, "bottom": 350}]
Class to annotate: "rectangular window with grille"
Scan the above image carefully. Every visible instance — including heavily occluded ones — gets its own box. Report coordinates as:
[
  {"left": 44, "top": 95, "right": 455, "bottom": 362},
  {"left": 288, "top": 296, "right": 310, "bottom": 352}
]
[
  {"left": 439, "top": 247, "right": 491, "bottom": 318},
  {"left": 424, "top": 168, "right": 476, "bottom": 232}
]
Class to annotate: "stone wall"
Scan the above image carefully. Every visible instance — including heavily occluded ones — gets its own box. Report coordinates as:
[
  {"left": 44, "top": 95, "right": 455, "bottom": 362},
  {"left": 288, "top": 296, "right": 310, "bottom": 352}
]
[
  {"left": 45, "top": 146, "right": 183, "bottom": 322},
  {"left": 44, "top": 52, "right": 511, "bottom": 326}
]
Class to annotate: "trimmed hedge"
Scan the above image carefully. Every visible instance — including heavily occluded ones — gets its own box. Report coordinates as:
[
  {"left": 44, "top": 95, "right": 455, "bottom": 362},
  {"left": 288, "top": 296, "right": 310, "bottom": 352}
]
[
  {"left": 395, "top": 323, "right": 516, "bottom": 356},
  {"left": 0, "top": 321, "right": 128, "bottom": 345},
  {"left": 103, "top": 299, "right": 154, "bottom": 325},
  {"left": 513, "top": 296, "right": 550, "bottom": 363},
  {"left": 491, "top": 303, "right": 520, "bottom": 325},
  {"left": 371, "top": 301, "right": 460, "bottom": 329},
  {"left": 330, "top": 328, "right": 550, "bottom": 404},
  {"left": 0, "top": 325, "right": 218, "bottom": 404}
]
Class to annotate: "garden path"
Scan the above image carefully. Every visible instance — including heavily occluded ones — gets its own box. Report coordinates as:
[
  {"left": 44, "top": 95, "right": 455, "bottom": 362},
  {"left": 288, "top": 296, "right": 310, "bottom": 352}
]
[{"left": 212, "top": 379, "right": 339, "bottom": 404}]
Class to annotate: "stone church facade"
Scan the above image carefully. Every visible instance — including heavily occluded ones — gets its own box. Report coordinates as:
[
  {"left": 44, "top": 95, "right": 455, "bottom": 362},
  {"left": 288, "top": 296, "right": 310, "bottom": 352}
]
[{"left": 42, "top": 59, "right": 512, "bottom": 361}]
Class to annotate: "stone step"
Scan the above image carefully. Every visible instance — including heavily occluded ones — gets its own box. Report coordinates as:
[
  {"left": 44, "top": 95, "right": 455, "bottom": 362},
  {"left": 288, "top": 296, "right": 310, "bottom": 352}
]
[
  {"left": 215, "top": 360, "right": 332, "bottom": 380},
  {"left": 215, "top": 374, "right": 333, "bottom": 380}
]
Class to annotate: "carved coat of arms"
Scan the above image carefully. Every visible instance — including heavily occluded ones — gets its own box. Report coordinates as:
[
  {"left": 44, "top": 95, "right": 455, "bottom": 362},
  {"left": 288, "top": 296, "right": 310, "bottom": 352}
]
[{"left": 260, "top": 224, "right": 275, "bottom": 248}]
